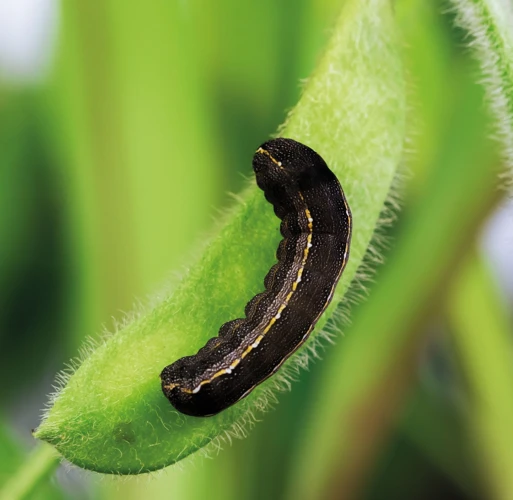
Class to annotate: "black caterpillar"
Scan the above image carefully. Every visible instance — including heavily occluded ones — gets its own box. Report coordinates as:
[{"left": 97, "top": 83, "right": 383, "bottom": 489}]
[{"left": 161, "top": 138, "right": 352, "bottom": 417}]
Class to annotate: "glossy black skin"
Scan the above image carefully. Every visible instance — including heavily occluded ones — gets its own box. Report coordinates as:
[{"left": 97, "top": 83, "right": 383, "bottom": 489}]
[{"left": 161, "top": 138, "right": 352, "bottom": 417}]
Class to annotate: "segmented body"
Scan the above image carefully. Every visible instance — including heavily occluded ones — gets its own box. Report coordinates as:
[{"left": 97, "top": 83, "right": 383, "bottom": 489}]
[{"left": 161, "top": 138, "right": 352, "bottom": 417}]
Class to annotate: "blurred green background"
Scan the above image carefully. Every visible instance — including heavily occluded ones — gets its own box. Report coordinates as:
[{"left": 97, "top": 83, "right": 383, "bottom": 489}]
[{"left": 1, "top": 0, "right": 512, "bottom": 499}]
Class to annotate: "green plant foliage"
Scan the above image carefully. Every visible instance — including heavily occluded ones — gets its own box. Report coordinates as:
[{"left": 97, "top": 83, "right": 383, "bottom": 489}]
[
  {"left": 1, "top": 0, "right": 513, "bottom": 497},
  {"left": 285, "top": 56, "right": 499, "bottom": 500},
  {"left": 450, "top": 0, "right": 513, "bottom": 184},
  {"left": 0, "top": 425, "right": 61, "bottom": 500},
  {"left": 449, "top": 252, "right": 513, "bottom": 500}
]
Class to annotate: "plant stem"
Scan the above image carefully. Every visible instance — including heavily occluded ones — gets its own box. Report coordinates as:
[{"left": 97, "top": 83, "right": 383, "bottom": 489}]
[
  {"left": 449, "top": 251, "right": 513, "bottom": 500},
  {"left": 450, "top": 0, "right": 513, "bottom": 185},
  {"left": 0, "top": 444, "right": 59, "bottom": 500}
]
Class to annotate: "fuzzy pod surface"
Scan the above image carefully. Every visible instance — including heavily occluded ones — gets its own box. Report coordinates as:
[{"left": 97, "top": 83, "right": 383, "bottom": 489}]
[{"left": 35, "top": 0, "right": 406, "bottom": 474}]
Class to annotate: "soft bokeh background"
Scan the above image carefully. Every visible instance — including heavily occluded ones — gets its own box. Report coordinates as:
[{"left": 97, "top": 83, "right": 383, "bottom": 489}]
[{"left": 1, "top": 0, "right": 512, "bottom": 499}]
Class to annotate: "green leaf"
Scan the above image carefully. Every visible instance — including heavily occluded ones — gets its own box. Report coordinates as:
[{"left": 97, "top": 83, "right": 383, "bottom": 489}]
[
  {"left": 35, "top": 0, "right": 405, "bottom": 474},
  {"left": 449, "top": 251, "right": 513, "bottom": 500},
  {"left": 45, "top": 0, "right": 223, "bottom": 339}
]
